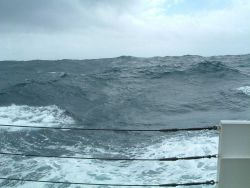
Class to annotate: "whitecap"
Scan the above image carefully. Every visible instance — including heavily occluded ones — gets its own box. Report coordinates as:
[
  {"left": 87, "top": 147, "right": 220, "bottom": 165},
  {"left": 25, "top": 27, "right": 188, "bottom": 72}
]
[
  {"left": 0, "top": 104, "right": 75, "bottom": 130},
  {"left": 237, "top": 86, "right": 250, "bottom": 96}
]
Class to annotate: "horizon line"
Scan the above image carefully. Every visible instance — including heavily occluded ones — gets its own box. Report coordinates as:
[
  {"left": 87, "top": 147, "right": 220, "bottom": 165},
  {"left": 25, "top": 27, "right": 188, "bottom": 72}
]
[{"left": 1, "top": 53, "right": 250, "bottom": 62}]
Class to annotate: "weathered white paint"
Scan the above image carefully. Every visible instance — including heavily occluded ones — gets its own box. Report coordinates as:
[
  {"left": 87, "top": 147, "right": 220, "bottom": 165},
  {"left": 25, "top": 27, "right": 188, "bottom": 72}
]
[{"left": 217, "top": 120, "right": 250, "bottom": 188}]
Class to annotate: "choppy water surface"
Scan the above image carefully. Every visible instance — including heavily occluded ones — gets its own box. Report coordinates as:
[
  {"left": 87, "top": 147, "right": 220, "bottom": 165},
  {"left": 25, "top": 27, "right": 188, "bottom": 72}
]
[{"left": 0, "top": 55, "right": 250, "bottom": 187}]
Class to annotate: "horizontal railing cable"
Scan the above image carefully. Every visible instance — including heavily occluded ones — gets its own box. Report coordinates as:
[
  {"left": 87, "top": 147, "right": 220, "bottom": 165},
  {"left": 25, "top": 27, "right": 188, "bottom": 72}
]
[
  {"left": 0, "top": 124, "right": 218, "bottom": 187},
  {"left": 0, "top": 124, "right": 218, "bottom": 132},
  {"left": 0, "top": 152, "right": 217, "bottom": 161},
  {"left": 0, "top": 177, "right": 217, "bottom": 187}
]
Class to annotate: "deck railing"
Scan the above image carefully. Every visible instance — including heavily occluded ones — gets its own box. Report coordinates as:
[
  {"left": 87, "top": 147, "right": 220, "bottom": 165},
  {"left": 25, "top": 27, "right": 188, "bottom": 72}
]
[{"left": 5, "top": 121, "right": 250, "bottom": 187}]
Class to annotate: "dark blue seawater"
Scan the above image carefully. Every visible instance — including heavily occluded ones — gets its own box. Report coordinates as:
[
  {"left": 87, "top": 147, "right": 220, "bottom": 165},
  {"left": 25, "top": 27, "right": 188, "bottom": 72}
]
[{"left": 0, "top": 55, "right": 250, "bottom": 187}]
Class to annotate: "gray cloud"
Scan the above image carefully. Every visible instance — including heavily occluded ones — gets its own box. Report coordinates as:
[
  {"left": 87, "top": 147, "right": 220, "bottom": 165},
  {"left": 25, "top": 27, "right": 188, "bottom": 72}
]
[
  {"left": 0, "top": 0, "right": 135, "bottom": 32},
  {"left": 0, "top": 0, "right": 69, "bottom": 31},
  {"left": 0, "top": 0, "right": 249, "bottom": 60}
]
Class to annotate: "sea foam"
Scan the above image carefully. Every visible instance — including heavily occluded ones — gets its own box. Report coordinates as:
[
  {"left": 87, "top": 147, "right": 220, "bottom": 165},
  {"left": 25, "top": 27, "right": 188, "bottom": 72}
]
[
  {"left": 0, "top": 131, "right": 218, "bottom": 187},
  {"left": 0, "top": 104, "right": 74, "bottom": 129},
  {"left": 237, "top": 86, "right": 250, "bottom": 96}
]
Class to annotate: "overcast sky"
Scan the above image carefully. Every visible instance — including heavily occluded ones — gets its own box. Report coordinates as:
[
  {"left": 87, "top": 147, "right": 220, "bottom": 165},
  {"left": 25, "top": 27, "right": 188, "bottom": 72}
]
[{"left": 0, "top": 0, "right": 250, "bottom": 60}]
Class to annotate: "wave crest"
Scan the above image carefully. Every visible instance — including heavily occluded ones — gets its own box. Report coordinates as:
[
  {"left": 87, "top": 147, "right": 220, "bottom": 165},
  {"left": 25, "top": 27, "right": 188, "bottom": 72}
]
[
  {"left": 0, "top": 104, "right": 75, "bottom": 128},
  {"left": 136, "top": 60, "right": 242, "bottom": 79},
  {"left": 237, "top": 86, "right": 250, "bottom": 96},
  {"left": 189, "top": 61, "right": 238, "bottom": 73}
]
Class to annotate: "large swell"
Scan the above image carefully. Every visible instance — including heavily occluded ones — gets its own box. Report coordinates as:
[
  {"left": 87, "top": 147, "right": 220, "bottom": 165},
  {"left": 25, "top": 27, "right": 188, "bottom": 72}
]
[{"left": 0, "top": 55, "right": 250, "bottom": 187}]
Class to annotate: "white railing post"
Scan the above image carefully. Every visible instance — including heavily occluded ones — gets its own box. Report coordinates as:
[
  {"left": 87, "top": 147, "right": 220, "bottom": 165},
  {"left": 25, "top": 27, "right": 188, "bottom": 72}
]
[{"left": 217, "top": 120, "right": 250, "bottom": 188}]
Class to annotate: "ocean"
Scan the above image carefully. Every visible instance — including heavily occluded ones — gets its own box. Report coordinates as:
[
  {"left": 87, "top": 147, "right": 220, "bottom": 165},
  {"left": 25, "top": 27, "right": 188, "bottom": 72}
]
[{"left": 0, "top": 55, "right": 250, "bottom": 187}]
